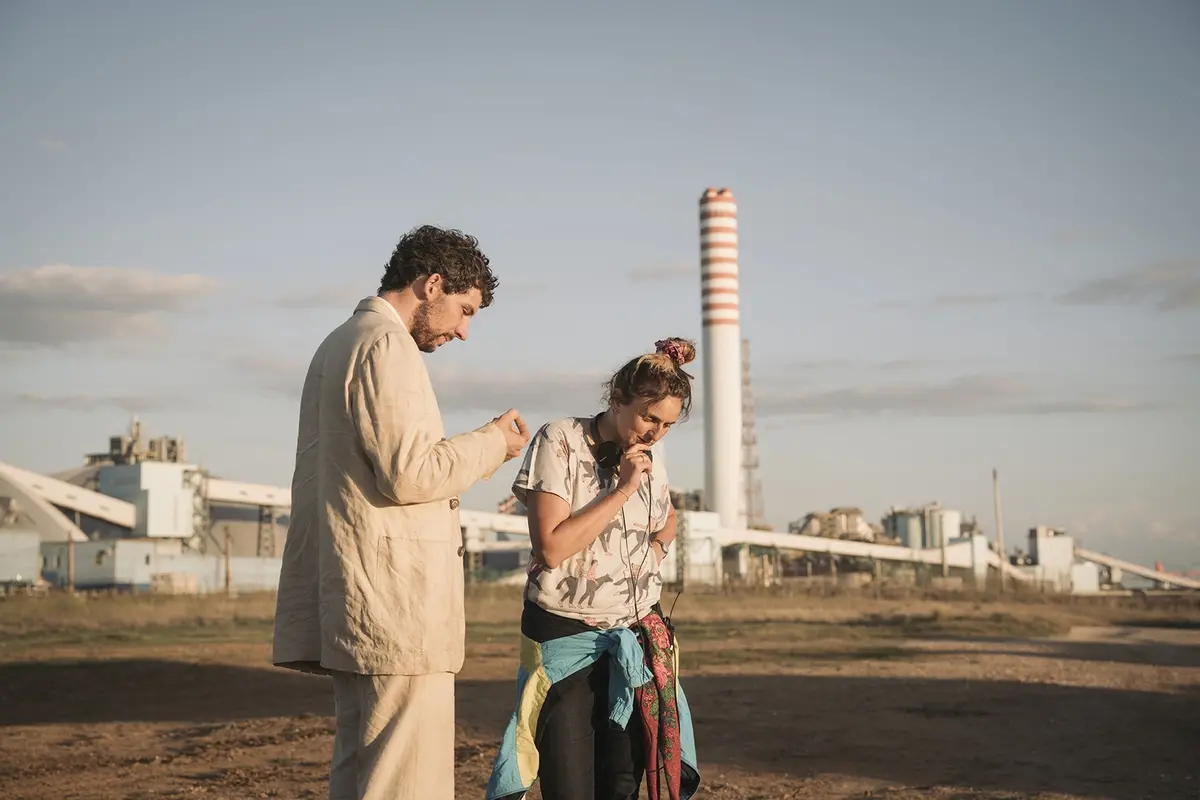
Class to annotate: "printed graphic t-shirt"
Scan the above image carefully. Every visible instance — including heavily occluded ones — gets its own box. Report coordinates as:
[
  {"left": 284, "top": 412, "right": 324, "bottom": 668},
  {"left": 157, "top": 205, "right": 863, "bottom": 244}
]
[{"left": 513, "top": 416, "right": 672, "bottom": 630}]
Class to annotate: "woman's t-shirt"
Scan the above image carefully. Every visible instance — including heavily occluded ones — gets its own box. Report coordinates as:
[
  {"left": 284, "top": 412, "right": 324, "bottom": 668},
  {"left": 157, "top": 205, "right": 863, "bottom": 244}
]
[{"left": 513, "top": 416, "right": 672, "bottom": 630}]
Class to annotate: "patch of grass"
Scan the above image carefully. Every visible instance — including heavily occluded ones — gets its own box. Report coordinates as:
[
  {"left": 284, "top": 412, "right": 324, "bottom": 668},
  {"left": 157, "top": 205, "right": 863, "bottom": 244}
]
[
  {"left": 675, "top": 620, "right": 872, "bottom": 644},
  {"left": 466, "top": 622, "right": 520, "bottom": 645},
  {"left": 846, "top": 611, "right": 1071, "bottom": 639},
  {"left": 0, "top": 618, "right": 275, "bottom": 654},
  {"left": 673, "top": 611, "right": 1069, "bottom": 644},
  {"left": 0, "top": 591, "right": 278, "bottom": 638},
  {"left": 3, "top": 583, "right": 1196, "bottom": 660},
  {"left": 802, "top": 645, "right": 914, "bottom": 661}
]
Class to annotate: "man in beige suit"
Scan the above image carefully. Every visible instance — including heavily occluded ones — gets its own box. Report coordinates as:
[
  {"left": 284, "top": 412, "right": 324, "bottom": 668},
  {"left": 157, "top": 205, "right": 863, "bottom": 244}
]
[{"left": 272, "top": 225, "right": 530, "bottom": 800}]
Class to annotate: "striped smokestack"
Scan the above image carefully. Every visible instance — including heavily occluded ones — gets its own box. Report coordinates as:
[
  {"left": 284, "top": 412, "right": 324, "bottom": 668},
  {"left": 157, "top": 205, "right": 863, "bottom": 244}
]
[{"left": 699, "top": 187, "right": 745, "bottom": 530}]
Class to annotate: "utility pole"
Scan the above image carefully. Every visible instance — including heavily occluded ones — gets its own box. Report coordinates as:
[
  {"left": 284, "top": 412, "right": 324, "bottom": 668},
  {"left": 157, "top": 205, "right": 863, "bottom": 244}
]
[
  {"left": 224, "top": 527, "right": 232, "bottom": 596},
  {"left": 66, "top": 539, "right": 75, "bottom": 592},
  {"left": 993, "top": 468, "right": 1006, "bottom": 594},
  {"left": 68, "top": 510, "right": 80, "bottom": 593}
]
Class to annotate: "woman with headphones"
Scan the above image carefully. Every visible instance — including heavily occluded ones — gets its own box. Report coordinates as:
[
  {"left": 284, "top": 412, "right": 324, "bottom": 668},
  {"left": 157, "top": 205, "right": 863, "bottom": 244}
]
[{"left": 486, "top": 338, "right": 702, "bottom": 800}]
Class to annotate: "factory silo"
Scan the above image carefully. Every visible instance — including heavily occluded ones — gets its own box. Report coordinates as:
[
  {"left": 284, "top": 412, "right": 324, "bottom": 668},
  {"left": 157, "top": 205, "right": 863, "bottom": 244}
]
[
  {"left": 932, "top": 508, "right": 963, "bottom": 547},
  {"left": 898, "top": 511, "right": 924, "bottom": 550}
]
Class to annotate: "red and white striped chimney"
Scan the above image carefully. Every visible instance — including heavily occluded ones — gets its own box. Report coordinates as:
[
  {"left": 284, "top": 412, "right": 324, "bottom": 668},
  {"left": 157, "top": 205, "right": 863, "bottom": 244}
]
[{"left": 699, "top": 187, "right": 745, "bottom": 530}]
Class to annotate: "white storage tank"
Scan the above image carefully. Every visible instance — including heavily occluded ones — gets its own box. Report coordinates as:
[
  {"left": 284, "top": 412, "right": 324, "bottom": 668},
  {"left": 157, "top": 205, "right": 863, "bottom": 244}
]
[
  {"left": 896, "top": 512, "right": 923, "bottom": 550},
  {"left": 945, "top": 509, "right": 963, "bottom": 542},
  {"left": 932, "top": 509, "right": 962, "bottom": 547}
]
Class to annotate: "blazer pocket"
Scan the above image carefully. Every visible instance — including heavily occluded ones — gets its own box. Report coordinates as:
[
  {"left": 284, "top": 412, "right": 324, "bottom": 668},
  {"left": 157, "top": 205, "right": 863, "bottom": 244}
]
[
  {"left": 375, "top": 534, "right": 458, "bottom": 619},
  {"left": 385, "top": 503, "right": 457, "bottom": 542},
  {"left": 384, "top": 524, "right": 455, "bottom": 542}
]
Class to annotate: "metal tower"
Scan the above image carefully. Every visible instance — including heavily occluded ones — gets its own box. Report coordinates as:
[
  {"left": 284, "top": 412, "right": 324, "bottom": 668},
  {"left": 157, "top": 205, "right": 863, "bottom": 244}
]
[{"left": 741, "top": 338, "right": 767, "bottom": 529}]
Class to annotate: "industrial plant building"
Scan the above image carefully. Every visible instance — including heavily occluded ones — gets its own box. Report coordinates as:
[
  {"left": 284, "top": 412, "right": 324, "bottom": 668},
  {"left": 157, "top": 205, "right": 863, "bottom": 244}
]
[{"left": 0, "top": 417, "right": 289, "bottom": 593}]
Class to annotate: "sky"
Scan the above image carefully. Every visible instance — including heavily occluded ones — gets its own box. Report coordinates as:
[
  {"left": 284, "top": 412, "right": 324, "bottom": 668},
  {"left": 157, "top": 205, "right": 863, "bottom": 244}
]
[{"left": 1, "top": 1, "right": 1198, "bottom": 570}]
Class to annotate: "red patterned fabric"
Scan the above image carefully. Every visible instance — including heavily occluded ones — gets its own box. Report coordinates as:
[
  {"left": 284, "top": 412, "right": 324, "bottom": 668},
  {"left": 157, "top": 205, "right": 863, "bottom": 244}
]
[{"left": 635, "top": 612, "right": 682, "bottom": 800}]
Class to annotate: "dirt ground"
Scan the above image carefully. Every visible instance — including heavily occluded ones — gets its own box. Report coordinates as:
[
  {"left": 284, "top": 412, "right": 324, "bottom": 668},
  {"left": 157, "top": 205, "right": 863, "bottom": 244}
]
[{"left": 1, "top": 590, "right": 1197, "bottom": 799}]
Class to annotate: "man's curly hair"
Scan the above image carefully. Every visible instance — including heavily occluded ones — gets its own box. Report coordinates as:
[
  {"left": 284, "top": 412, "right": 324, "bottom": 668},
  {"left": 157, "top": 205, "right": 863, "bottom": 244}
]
[{"left": 379, "top": 225, "right": 498, "bottom": 308}]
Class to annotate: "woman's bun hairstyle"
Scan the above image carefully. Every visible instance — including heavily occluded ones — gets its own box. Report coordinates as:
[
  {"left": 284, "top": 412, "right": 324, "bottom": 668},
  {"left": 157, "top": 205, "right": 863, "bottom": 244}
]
[
  {"left": 653, "top": 337, "right": 697, "bottom": 369},
  {"left": 603, "top": 336, "right": 697, "bottom": 419}
]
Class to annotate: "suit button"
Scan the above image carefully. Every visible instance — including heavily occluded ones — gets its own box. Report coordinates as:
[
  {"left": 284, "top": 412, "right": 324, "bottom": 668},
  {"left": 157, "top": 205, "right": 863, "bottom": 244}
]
[
  {"left": 449, "top": 498, "right": 460, "bottom": 510},
  {"left": 457, "top": 545, "right": 466, "bottom": 557}
]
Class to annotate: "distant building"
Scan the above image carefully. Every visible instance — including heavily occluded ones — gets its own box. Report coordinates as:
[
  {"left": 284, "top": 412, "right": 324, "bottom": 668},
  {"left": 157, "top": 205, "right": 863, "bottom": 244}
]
[
  {"left": 788, "top": 507, "right": 875, "bottom": 541},
  {"left": 881, "top": 502, "right": 963, "bottom": 549},
  {"left": 82, "top": 415, "right": 188, "bottom": 467}
]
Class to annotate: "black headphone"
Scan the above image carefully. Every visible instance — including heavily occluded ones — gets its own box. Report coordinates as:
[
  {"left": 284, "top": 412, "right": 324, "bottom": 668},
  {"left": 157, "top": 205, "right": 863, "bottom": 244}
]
[{"left": 590, "top": 412, "right": 652, "bottom": 475}]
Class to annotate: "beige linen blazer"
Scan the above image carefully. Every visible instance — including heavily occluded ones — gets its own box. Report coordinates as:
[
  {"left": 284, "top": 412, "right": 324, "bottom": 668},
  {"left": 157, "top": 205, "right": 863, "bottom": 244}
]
[{"left": 272, "top": 296, "right": 507, "bottom": 676}]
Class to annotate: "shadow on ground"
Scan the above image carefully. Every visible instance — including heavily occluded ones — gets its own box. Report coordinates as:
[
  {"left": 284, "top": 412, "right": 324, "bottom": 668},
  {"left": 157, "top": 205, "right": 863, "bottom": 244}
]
[
  {"left": 0, "top": 659, "right": 333, "bottom": 725},
  {"left": 912, "top": 637, "right": 1200, "bottom": 668},
  {"left": 1, "top": 657, "right": 1196, "bottom": 799},
  {"left": 459, "top": 673, "right": 1198, "bottom": 800}
]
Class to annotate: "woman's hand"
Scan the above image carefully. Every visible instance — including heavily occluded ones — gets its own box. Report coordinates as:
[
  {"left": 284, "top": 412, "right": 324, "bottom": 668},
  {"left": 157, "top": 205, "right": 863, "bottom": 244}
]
[{"left": 616, "top": 444, "right": 652, "bottom": 498}]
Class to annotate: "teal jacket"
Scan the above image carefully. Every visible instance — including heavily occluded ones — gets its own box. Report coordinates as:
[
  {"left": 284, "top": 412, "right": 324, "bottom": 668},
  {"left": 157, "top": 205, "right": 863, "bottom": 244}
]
[{"left": 485, "top": 626, "right": 700, "bottom": 799}]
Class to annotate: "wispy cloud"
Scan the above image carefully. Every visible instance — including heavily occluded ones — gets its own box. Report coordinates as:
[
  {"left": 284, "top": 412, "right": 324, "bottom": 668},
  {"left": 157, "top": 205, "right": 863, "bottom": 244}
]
[
  {"left": 878, "top": 358, "right": 937, "bottom": 371},
  {"left": 230, "top": 352, "right": 606, "bottom": 417},
  {"left": 275, "top": 277, "right": 556, "bottom": 310},
  {"left": 37, "top": 138, "right": 67, "bottom": 153},
  {"left": 431, "top": 370, "right": 606, "bottom": 414},
  {"left": 1, "top": 392, "right": 180, "bottom": 414},
  {"left": 628, "top": 264, "right": 693, "bottom": 282},
  {"left": 756, "top": 374, "right": 1147, "bottom": 419},
  {"left": 276, "top": 283, "right": 368, "bottom": 310},
  {"left": 1051, "top": 227, "right": 1105, "bottom": 246},
  {"left": 1056, "top": 260, "right": 1200, "bottom": 312},
  {"left": 0, "top": 263, "right": 218, "bottom": 347},
  {"left": 932, "top": 293, "right": 1009, "bottom": 308},
  {"left": 228, "top": 353, "right": 305, "bottom": 398},
  {"left": 1171, "top": 353, "right": 1200, "bottom": 365},
  {"left": 785, "top": 358, "right": 856, "bottom": 371},
  {"left": 878, "top": 261, "right": 1200, "bottom": 315},
  {"left": 782, "top": 358, "right": 937, "bottom": 373},
  {"left": 877, "top": 292, "right": 1013, "bottom": 311},
  {"left": 232, "top": 350, "right": 1145, "bottom": 425}
]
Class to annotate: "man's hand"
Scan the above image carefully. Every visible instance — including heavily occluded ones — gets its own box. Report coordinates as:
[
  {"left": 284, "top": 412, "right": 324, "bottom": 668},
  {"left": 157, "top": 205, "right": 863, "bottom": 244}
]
[{"left": 492, "top": 408, "right": 530, "bottom": 461}]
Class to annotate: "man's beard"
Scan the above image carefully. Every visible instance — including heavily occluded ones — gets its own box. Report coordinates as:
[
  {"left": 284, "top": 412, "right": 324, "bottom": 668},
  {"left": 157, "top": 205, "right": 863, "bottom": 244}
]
[{"left": 410, "top": 301, "right": 441, "bottom": 353}]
